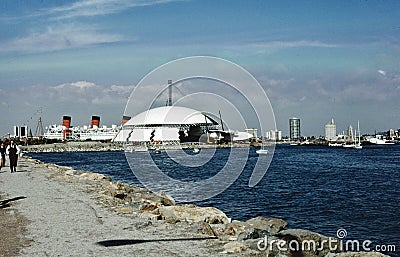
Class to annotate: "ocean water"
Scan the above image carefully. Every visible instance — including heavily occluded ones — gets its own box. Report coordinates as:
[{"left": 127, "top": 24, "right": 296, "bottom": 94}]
[{"left": 28, "top": 144, "right": 400, "bottom": 256}]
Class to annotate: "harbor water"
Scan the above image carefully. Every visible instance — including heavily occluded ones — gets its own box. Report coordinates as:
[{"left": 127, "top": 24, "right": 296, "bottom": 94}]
[{"left": 28, "top": 144, "right": 400, "bottom": 256}]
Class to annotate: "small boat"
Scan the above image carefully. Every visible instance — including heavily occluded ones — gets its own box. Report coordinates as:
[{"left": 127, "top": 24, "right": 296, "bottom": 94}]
[
  {"left": 328, "top": 143, "right": 342, "bottom": 147},
  {"left": 155, "top": 148, "right": 161, "bottom": 153},
  {"left": 343, "top": 134, "right": 356, "bottom": 148},
  {"left": 256, "top": 149, "right": 269, "bottom": 154},
  {"left": 193, "top": 148, "right": 200, "bottom": 154},
  {"left": 257, "top": 133, "right": 268, "bottom": 155},
  {"left": 342, "top": 143, "right": 355, "bottom": 148}
]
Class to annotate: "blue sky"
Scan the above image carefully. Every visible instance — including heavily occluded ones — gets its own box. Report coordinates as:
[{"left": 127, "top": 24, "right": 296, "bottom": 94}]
[{"left": 0, "top": 0, "right": 399, "bottom": 136}]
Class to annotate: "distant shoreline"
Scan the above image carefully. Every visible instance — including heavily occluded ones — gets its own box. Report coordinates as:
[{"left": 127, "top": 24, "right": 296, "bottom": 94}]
[{"left": 20, "top": 141, "right": 257, "bottom": 153}]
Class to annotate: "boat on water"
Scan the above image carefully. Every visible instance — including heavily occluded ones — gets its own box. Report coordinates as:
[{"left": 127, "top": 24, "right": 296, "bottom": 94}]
[
  {"left": 342, "top": 143, "right": 356, "bottom": 148},
  {"left": 43, "top": 125, "right": 120, "bottom": 141},
  {"left": 257, "top": 133, "right": 268, "bottom": 155},
  {"left": 343, "top": 132, "right": 356, "bottom": 148},
  {"left": 256, "top": 149, "right": 269, "bottom": 154},
  {"left": 368, "top": 136, "right": 395, "bottom": 145},
  {"left": 192, "top": 148, "right": 200, "bottom": 154},
  {"left": 353, "top": 121, "right": 362, "bottom": 149}
]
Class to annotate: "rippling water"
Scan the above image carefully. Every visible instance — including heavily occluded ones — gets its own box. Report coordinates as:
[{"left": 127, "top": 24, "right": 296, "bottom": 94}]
[{"left": 28, "top": 144, "right": 400, "bottom": 256}]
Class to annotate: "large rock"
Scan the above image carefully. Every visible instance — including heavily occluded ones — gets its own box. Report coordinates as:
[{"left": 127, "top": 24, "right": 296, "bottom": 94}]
[
  {"left": 79, "top": 172, "right": 110, "bottom": 181},
  {"left": 276, "top": 229, "right": 342, "bottom": 257},
  {"left": 101, "top": 182, "right": 130, "bottom": 200},
  {"left": 212, "top": 216, "right": 287, "bottom": 241},
  {"left": 158, "top": 205, "right": 229, "bottom": 224},
  {"left": 189, "top": 221, "right": 215, "bottom": 237},
  {"left": 222, "top": 242, "right": 246, "bottom": 254},
  {"left": 223, "top": 221, "right": 247, "bottom": 237},
  {"left": 245, "top": 216, "right": 287, "bottom": 235},
  {"left": 114, "top": 206, "right": 134, "bottom": 214}
]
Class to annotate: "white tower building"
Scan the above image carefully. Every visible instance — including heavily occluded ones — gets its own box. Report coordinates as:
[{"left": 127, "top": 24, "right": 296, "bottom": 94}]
[{"left": 325, "top": 118, "right": 337, "bottom": 141}]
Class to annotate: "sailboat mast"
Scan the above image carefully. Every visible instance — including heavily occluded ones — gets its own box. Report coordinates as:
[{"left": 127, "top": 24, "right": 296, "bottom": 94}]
[{"left": 167, "top": 80, "right": 172, "bottom": 106}]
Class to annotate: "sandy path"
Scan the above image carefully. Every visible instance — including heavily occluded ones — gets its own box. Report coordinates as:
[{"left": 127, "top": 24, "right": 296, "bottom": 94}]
[{"left": 0, "top": 158, "right": 228, "bottom": 257}]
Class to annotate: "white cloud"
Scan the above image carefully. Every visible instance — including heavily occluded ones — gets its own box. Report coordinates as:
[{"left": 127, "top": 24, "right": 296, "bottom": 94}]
[
  {"left": 250, "top": 40, "right": 339, "bottom": 49},
  {"left": 46, "top": 0, "right": 186, "bottom": 19},
  {"left": 3, "top": 81, "right": 134, "bottom": 106},
  {"left": 48, "top": 81, "right": 134, "bottom": 104},
  {"left": 378, "top": 69, "right": 386, "bottom": 76},
  {"left": 104, "top": 85, "right": 135, "bottom": 95},
  {"left": 54, "top": 81, "right": 96, "bottom": 90},
  {"left": 1, "top": 24, "right": 124, "bottom": 52}
]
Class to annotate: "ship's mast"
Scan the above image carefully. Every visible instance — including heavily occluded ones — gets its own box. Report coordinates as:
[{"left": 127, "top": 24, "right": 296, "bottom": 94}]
[
  {"left": 167, "top": 79, "right": 173, "bottom": 106},
  {"left": 35, "top": 108, "right": 44, "bottom": 137}
]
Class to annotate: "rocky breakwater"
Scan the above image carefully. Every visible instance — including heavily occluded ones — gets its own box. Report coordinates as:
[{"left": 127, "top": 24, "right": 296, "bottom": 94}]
[
  {"left": 21, "top": 141, "right": 124, "bottom": 153},
  {"left": 26, "top": 156, "right": 391, "bottom": 257}
]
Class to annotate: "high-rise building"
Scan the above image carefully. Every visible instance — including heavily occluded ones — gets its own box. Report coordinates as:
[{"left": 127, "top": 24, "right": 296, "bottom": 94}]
[
  {"left": 325, "top": 118, "right": 337, "bottom": 141},
  {"left": 289, "top": 117, "right": 301, "bottom": 141},
  {"left": 266, "top": 130, "right": 282, "bottom": 141},
  {"left": 13, "top": 125, "right": 29, "bottom": 139}
]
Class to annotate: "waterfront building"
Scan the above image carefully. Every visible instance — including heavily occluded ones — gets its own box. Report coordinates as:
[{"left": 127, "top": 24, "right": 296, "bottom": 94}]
[
  {"left": 245, "top": 128, "right": 258, "bottom": 139},
  {"left": 347, "top": 125, "right": 354, "bottom": 142},
  {"left": 266, "top": 130, "right": 282, "bottom": 141},
  {"left": 289, "top": 117, "right": 301, "bottom": 141},
  {"left": 114, "top": 106, "right": 219, "bottom": 144},
  {"left": 325, "top": 118, "right": 337, "bottom": 141},
  {"left": 13, "top": 125, "right": 29, "bottom": 139}
]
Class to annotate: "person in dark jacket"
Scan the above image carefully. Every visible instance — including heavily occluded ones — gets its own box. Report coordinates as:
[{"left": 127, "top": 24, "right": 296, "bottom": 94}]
[
  {"left": 0, "top": 142, "right": 6, "bottom": 170},
  {"left": 6, "top": 140, "right": 20, "bottom": 173}
]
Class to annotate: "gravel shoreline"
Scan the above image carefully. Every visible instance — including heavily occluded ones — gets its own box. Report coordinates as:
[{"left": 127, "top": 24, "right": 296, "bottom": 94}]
[
  {"left": 0, "top": 157, "right": 231, "bottom": 256},
  {"left": 0, "top": 192, "right": 31, "bottom": 257},
  {"left": 0, "top": 156, "right": 392, "bottom": 257}
]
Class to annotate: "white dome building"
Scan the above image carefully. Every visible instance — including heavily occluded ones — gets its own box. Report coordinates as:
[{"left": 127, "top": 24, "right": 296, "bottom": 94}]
[{"left": 113, "top": 106, "right": 219, "bottom": 144}]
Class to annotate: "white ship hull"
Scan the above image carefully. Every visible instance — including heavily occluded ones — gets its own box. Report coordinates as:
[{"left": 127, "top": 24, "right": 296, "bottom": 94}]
[
  {"left": 44, "top": 125, "right": 120, "bottom": 141},
  {"left": 369, "top": 138, "right": 395, "bottom": 145}
]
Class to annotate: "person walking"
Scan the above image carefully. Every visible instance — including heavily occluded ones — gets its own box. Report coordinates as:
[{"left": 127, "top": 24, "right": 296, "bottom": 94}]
[
  {"left": 6, "top": 140, "right": 20, "bottom": 173},
  {"left": 0, "top": 142, "right": 6, "bottom": 170}
]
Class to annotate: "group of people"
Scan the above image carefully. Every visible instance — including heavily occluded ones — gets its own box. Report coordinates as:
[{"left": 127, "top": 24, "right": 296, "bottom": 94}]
[{"left": 0, "top": 140, "right": 21, "bottom": 173}]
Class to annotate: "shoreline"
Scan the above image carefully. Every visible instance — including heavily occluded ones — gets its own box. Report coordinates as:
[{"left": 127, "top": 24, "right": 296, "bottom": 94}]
[
  {"left": 0, "top": 156, "right": 392, "bottom": 256},
  {"left": 19, "top": 141, "right": 271, "bottom": 153},
  {"left": 20, "top": 141, "right": 400, "bottom": 154}
]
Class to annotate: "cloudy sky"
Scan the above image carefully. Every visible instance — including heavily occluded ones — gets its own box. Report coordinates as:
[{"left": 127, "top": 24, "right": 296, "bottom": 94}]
[{"left": 0, "top": 0, "right": 399, "bottom": 137}]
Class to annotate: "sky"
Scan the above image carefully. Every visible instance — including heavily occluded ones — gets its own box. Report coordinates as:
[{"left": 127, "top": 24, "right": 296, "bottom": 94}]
[{"left": 0, "top": 0, "right": 399, "bottom": 137}]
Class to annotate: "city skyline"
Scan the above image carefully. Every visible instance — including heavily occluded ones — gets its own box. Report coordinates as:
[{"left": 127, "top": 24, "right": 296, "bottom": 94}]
[{"left": 1, "top": 0, "right": 399, "bottom": 136}]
